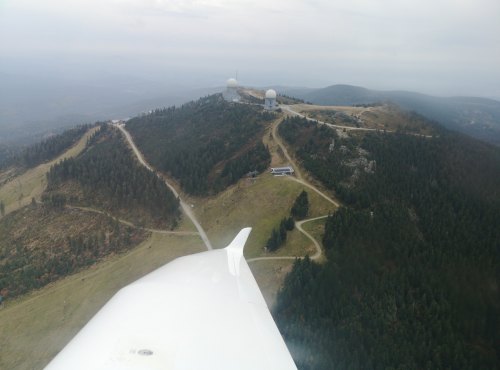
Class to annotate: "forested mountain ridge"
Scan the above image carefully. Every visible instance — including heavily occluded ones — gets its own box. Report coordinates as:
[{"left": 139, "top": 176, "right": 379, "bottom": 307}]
[
  {"left": 0, "top": 123, "right": 182, "bottom": 301},
  {"left": 0, "top": 125, "right": 91, "bottom": 172},
  {"left": 45, "top": 124, "right": 180, "bottom": 228},
  {"left": 19, "top": 125, "right": 92, "bottom": 169},
  {"left": 275, "top": 117, "right": 500, "bottom": 369},
  {"left": 125, "top": 94, "right": 273, "bottom": 195}
]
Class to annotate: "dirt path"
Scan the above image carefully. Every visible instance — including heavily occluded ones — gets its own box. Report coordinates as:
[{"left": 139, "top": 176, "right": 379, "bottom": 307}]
[
  {"left": 281, "top": 104, "right": 382, "bottom": 132},
  {"left": 271, "top": 119, "right": 303, "bottom": 180},
  {"left": 114, "top": 123, "right": 213, "bottom": 250},
  {"left": 248, "top": 111, "right": 340, "bottom": 264},
  {"left": 281, "top": 104, "right": 434, "bottom": 138},
  {"left": 67, "top": 206, "right": 199, "bottom": 236}
]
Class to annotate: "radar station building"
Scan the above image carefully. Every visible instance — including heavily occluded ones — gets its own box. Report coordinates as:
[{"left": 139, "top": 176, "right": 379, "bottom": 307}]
[
  {"left": 264, "top": 89, "right": 277, "bottom": 110},
  {"left": 223, "top": 78, "right": 240, "bottom": 102}
]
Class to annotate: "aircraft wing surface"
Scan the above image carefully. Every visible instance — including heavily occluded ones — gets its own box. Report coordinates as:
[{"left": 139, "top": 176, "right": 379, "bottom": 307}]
[{"left": 44, "top": 228, "right": 297, "bottom": 370}]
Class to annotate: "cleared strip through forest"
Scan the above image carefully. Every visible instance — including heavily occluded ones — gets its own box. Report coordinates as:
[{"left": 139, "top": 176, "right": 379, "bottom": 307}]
[{"left": 114, "top": 123, "right": 213, "bottom": 250}]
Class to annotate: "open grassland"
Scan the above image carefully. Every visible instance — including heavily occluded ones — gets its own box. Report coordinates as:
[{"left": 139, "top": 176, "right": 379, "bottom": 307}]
[
  {"left": 0, "top": 127, "right": 99, "bottom": 217},
  {"left": 0, "top": 232, "right": 205, "bottom": 370},
  {"left": 195, "top": 173, "right": 335, "bottom": 258},
  {"left": 294, "top": 103, "right": 436, "bottom": 134}
]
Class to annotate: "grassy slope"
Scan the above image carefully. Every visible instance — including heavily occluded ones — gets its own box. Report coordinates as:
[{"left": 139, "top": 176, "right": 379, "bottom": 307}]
[
  {"left": 195, "top": 173, "right": 335, "bottom": 257},
  {"left": 0, "top": 127, "right": 99, "bottom": 216},
  {"left": 295, "top": 103, "right": 437, "bottom": 134},
  {"left": 0, "top": 233, "right": 205, "bottom": 370}
]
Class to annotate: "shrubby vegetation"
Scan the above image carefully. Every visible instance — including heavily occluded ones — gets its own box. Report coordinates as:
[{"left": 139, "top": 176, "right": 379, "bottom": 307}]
[
  {"left": 46, "top": 125, "right": 180, "bottom": 228},
  {"left": 126, "top": 95, "right": 272, "bottom": 195},
  {"left": 0, "top": 205, "right": 145, "bottom": 298},
  {"left": 275, "top": 117, "right": 500, "bottom": 369}
]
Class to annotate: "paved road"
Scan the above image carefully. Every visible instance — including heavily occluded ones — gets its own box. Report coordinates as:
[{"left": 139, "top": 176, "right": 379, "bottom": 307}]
[{"left": 114, "top": 124, "right": 213, "bottom": 250}]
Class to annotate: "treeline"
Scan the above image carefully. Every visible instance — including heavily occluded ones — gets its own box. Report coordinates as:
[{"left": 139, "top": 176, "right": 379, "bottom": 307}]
[
  {"left": 46, "top": 126, "right": 180, "bottom": 227},
  {"left": 0, "top": 145, "right": 17, "bottom": 170},
  {"left": 275, "top": 118, "right": 500, "bottom": 369},
  {"left": 277, "top": 94, "right": 306, "bottom": 104},
  {"left": 19, "top": 125, "right": 90, "bottom": 168},
  {"left": 279, "top": 117, "right": 348, "bottom": 192},
  {"left": 266, "top": 191, "right": 308, "bottom": 252},
  {"left": 216, "top": 142, "right": 270, "bottom": 192},
  {"left": 266, "top": 216, "right": 294, "bottom": 252},
  {"left": 0, "top": 208, "right": 143, "bottom": 298},
  {"left": 126, "top": 95, "right": 272, "bottom": 195}
]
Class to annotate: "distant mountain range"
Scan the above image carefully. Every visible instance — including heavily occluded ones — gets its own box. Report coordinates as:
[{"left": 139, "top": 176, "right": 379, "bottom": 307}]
[{"left": 280, "top": 85, "right": 500, "bottom": 145}]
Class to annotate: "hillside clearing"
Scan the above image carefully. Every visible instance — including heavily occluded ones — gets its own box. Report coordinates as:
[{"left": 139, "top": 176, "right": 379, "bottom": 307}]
[
  {"left": 0, "top": 127, "right": 99, "bottom": 217},
  {"left": 194, "top": 173, "right": 335, "bottom": 258}
]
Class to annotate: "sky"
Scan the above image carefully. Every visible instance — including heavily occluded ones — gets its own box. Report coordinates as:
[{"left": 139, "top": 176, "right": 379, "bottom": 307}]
[{"left": 1, "top": 0, "right": 500, "bottom": 99}]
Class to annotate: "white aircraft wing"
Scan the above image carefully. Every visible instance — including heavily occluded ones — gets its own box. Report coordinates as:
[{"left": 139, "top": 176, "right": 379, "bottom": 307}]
[{"left": 44, "top": 228, "right": 297, "bottom": 370}]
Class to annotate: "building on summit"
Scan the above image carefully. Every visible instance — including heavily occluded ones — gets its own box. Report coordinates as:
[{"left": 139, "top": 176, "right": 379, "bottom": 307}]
[
  {"left": 264, "top": 89, "right": 277, "bottom": 110},
  {"left": 223, "top": 78, "right": 240, "bottom": 102},
  {"left": 270, "top": 166, "right": 294, "bottom": 176}
]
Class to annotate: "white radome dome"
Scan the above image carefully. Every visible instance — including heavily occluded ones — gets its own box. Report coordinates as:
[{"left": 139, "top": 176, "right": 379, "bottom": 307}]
[
  {"left": 227, "top": 78, "right": 238, "bottom": 88},
  {"left": 265, "top": 89, "right": 277, "bottom": 99}
]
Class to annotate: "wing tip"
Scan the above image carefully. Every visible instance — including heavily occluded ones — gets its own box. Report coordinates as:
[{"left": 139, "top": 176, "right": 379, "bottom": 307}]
[{"left": 225, "top": 227, "right": 252, "bottom": 252}]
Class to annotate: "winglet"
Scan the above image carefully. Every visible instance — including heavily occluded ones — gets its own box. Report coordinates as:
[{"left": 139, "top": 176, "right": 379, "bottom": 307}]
[{"left": 225, "top": 227, "right": 252, "bottom": 276}]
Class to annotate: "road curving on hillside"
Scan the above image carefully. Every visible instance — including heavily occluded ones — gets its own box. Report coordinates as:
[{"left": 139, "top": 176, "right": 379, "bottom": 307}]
[
  {"left": 247, "top": 108, "right": 341, "bottom": 264},
  {"left": 114, "top": 123, "right": 213, "bottom": 250}
]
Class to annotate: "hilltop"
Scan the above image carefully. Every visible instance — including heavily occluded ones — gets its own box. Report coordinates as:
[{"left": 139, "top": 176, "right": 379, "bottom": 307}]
[
  {"left": 282, "top": 84, "right": 500, "bottom": 145},
  {"left": 125, "top": 94, "right": 274, "bottom": 195}
]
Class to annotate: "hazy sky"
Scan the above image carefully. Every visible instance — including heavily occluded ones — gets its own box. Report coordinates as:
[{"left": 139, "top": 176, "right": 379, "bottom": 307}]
[{"left": 1, "top": 0, "right": 500, "bottom": 98}]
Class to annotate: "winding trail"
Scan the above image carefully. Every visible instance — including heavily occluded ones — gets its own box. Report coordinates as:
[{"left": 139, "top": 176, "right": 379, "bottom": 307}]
[
  {"left": 295, "top": 216, "right": 329, "bottom": 260},
  {"left": 116, "top": 107, "right": 340, "bottom": 261},
  {"left": 247, "top": 215, "right": 328, "bottom": 263},
  {"left": 281, "top": 104, "right": 434, "bottom": 138},
  {"left": 281, "top": 104, "right": 381, "bottom": 132},
  {"left": 248, "top": 112, "right": 340, "bottom": 263},
  {"left": 272, "top": 118, "right": 303, "bottom": 180},
  {"left": 66, "top": 206, "right": 199, "bottom": 236},
  {"left": 288, "top": 177, "right": 339, "bottom": 207},
  {"left": 114, "top": 123, "right": 213, "bottom": 250}
]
